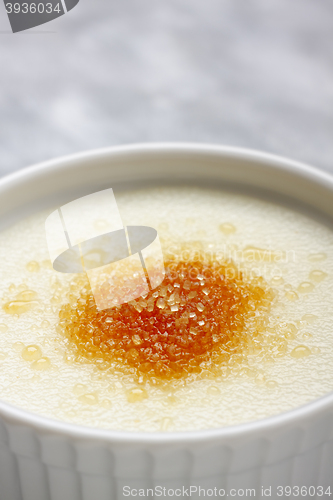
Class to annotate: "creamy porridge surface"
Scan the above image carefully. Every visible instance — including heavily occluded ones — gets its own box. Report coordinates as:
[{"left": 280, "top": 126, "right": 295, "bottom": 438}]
[{"left": 0, "top": 186, "right": 333, "bottom": 432}]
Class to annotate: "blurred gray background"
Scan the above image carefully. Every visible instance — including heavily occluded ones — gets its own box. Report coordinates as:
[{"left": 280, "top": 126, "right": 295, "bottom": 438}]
[{"left": 0, "top": 0, "right": 332, "bottom": 177}]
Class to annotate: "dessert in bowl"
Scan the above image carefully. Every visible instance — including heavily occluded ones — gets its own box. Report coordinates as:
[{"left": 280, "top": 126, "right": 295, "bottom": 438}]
[{"left": 0, "top": 144, "right": 332, "bottom": 499}]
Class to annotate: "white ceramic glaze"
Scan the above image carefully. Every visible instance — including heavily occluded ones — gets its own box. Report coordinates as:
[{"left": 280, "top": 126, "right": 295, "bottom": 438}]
[{"left": 0, "top": 144, "right": 333, "bottom": 500}]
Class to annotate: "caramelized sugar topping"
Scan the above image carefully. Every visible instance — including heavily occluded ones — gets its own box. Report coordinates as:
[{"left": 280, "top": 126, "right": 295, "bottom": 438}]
[{"left": 58, "top": 254, "right": 274, "bottom": 383}]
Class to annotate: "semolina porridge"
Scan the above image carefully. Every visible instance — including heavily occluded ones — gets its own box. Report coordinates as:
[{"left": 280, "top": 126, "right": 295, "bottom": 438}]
[{"left": 0, "top": 186, "right": 332, "bottom": 432}]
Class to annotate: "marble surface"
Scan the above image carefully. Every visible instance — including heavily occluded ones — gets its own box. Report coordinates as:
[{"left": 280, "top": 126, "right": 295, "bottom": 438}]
[{"left": 0, "top": 0, "right": 332, "bottom": 177}]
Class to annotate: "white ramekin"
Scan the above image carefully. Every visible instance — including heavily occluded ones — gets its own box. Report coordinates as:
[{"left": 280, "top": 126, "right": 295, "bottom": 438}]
[{"left": 0, "top": 144, "right": 333, "bottom": 500}]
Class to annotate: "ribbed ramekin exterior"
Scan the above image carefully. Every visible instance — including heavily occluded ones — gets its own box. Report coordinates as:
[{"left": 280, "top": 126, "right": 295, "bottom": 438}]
[{"left": 1, "top": 406, "right": 333, "bottom": 500}]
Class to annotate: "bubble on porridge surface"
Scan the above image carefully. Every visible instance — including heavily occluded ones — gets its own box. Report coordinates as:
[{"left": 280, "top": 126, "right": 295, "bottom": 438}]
[
  {"left": 127, "top": 387, "right": 148, "bottom": 403},
  {"left": 26, "top": 261, "right": 40, "bottom": 273},
  {"left": 79, "top": 393, "right": 98, "bottom": 405},
  {"left": 31, "top": 357, "right": 51, "bottom": 370},
  {"left": 255, "top": 372, "right": 266, "bottom": 385},
  {"left": 271, "top": 276, "right": 284, "bottom": 286},
  {"left": 4, "top": 300, "right": 40, "bottom": 315},
  {"left": 0, "top": 323, "right": 8, "bottom": 333},
  {"left": 285, "top": 291, "right": 299, "bottom": 301},
  {"left": 219, "top": 223, "right": 236, "bottom": 235},
  {"left": 0, "top": 352, "right": 8, "bottom": 361},
  {"left": 298, "top": 282, "right": 315, "bottom": 294},
  {"left": 309, "top": 270, "right": 327, "bottom": 283},
  {"left": 302, "top": 314, "right": 318, "bottom": 324},
  {"left": 101, "top": 399, "right": 112, "bottom": 409},
  {"left": 22, "top": 345, "right": 42, "bottom": 361},
  {"left": 13, "top": 341, "right": 24, "bottom": 352},
  {"left": 17, "top": 290, "right": 38, "bottom": 301},
  {"left": 73, "top": 384, "right": 88, "bottom": 395},
  {"left": 290, "top": 345, "right": 311, "bottom": 359},
  {"left": 308, "top": 253, "right": 327, "bottom": 262},
  {"left": 266, "top": 380, "right": 278, "bottom": 389},
  {"left": 3, "top": 289, "right": 39, "bottom": 315},
  {"left": 207, "top": 386, "right": 221, "bottom": 396}
]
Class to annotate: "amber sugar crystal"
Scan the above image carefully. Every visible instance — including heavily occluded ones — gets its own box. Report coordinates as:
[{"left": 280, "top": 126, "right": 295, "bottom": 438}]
[{"left": 58, "top": 253, "right": 274, "bottom": 383}]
